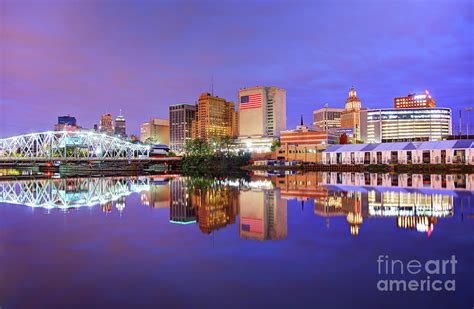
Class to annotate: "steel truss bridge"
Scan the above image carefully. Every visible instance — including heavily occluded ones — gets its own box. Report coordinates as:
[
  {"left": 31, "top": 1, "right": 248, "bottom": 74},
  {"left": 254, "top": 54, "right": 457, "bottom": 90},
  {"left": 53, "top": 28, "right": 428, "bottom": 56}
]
[
  {"left": 0, "top": 177, "right": 150, "bottom": 209},
  {"left": 0, "top": 131, "right": 151, "bottom": 162}
]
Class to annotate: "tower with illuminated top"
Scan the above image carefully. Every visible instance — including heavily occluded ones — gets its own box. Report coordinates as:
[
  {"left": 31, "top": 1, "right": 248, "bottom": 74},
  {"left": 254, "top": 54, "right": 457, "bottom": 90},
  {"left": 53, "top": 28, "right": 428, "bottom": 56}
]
[{"left": 341, "top": 86, "right": 365, "bottom": 142}]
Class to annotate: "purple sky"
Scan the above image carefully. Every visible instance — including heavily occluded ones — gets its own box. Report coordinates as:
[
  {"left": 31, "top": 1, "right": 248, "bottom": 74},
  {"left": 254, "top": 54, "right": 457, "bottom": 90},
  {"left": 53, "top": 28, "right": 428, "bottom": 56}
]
[{"left": 1, "top": 0, "right": 473, "bottom": 138}]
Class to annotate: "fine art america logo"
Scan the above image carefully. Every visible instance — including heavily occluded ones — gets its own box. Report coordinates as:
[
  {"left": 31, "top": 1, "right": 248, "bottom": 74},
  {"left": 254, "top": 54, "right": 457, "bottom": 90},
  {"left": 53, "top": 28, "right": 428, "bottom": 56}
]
[{"left": 377, "top": 255, "right": 457, "bottom": 292}]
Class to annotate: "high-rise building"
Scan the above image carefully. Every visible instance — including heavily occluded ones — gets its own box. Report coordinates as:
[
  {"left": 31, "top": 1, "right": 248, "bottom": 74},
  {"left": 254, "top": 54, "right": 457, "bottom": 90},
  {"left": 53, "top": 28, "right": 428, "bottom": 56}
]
[
  {"left": 140, "top": 118, "right": 170, "bottom": 144},
  {"left": 237, "top": 87, "right": 286, "bottom": 150},
  {"left": 54, "top": 115, "right": 79, "bottom": 131},
  {"left": 99, "top": 113, "right": 114, "bottom": 135},
  {"left": 340, "top": 86, "right": 366, "bottom": 142},
  {"left": 169, "top": 104, "right": 196, "bottom": 153},
  {"left": 114, "top": 112, "right": 126, "bottom": 138},
  {"left": 394, "top": 91, "right": 435, "bottom": 109},
  {"left": 313, "top": 107, "right": 344, "bottom": 132},
  {"left": 193, "top": 92, "right": 237, "bottom": 141},
  {"left": 361, "top": 107, "right": 452, "bottom": 143}
]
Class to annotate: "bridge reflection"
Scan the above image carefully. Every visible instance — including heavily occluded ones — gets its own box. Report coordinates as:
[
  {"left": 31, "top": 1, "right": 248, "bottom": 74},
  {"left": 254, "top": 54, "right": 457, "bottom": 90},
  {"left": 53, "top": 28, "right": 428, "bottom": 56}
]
[{"left": 0, "top": 177, "right": 150, "bottom": 209}]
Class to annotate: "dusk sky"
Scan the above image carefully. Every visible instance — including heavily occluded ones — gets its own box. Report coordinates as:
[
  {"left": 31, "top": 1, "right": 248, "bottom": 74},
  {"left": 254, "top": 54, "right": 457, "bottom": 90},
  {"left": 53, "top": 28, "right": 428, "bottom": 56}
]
[{"left": 1, "top": 0, "right": 472, "bottom": 138}]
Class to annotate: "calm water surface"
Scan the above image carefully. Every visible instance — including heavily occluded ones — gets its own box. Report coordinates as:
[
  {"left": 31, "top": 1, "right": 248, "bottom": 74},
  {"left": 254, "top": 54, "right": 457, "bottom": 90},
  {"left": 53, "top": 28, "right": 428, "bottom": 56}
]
[{"left": 0, "top": 172, "right": 473, "bottom": 308}]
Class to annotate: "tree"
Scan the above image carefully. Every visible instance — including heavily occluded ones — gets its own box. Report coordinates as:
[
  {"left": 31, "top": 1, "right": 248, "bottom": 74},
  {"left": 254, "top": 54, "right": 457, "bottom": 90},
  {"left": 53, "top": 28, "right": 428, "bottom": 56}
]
[
  {"left": 340, "top": 133, "right": 348, "bottom": 144},
  {"left": 270, "top": 139, "right": 281, "bottom": 152}
]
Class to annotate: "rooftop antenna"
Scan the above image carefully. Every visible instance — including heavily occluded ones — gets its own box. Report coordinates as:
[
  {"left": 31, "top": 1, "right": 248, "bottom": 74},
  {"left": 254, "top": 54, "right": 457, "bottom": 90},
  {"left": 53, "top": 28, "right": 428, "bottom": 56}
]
[
  {"left": 211, "top": 76, "right": 214, "bottom": 96},
  {"left": 459, "top": 110, "right": 463, "bottom": 138}
]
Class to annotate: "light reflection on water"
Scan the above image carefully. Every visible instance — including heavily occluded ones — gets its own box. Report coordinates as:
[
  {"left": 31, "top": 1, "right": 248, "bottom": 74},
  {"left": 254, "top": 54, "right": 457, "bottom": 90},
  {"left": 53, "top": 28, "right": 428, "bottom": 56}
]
[
  {"left": 0, "top": 172, "right": 473, "bottom": 307},
  {"left": 1, "top": 173, "right": 472, "bottom": 238}
]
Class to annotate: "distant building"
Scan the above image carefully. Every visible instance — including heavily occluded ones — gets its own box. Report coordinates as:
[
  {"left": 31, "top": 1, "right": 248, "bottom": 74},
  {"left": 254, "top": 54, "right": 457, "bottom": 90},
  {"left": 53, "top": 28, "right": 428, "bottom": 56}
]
[
  {"left": 237, "top": 86, "right": 286, "bottom": 152},
  {"left": 169, "top": 104, "right": 196, "bottom": 153},
  {"left": 192, "top": 92, "right": 237, "bottom": 141},
  {"left": 340, "top": 86, "right": 366, "bottom": 142},
  {"left": 361, "top": 107, "right": 452, "bottom": 143},
  {"left": 140, "top": 118, "right": 170, "bottom": 144},
  {"left": 114, "top": 112, "right": 126, "bottom": 138},
  {"left": 99, "top": 113, "right": 114, "bottom": 135},
  {"left": 54, "top": 115, "right": 79, "bottom": 131},
  {"left": 275, "top": 117, "right": 338, "bottom": 162},
  {"left": 394, "top": 91, "right": 435, "bottom": 109},
  {"left": 313, "top": 107, "right": 344, "bottom": 132}
]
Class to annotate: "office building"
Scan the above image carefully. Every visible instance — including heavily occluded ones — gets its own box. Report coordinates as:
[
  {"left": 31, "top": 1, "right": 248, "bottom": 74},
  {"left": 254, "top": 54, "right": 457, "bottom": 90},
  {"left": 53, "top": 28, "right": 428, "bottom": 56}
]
[
  {"left": 99, "top": 113, "right": 114, "bottom": 135},
  {"left": 237, "top": 86, "right": 286, "bottom": 151},
  {"left": 394, "top": 91, "right": 435, "bottom": 109},
  {"left": 313, "top": 107, "right": 344, "bottom": 132},
  {"left": 361, "top": 107, "right": 452, "bottom": 143},
  {"left": 140, "top": 118, "right": 170, "bottom": 144},
  {"left": 114, "top": 112, "right": 126, "bottom": 138},
  {"left": 193, "top": 92, "right": 237, "bottom": 141},
  {"left": 169, "top": 104, "right": 196, "bottom": 153},
  {"left": 275, "top": 118, "right": 338, "bottom": 162},
  {"left": 54, "top": 115, "right": 79, "bottom": 131}
]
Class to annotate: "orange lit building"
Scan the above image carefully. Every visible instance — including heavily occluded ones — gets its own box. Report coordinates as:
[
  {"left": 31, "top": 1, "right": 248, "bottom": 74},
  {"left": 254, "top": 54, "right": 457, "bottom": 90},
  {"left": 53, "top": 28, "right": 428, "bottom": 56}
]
[
  {"left": 394, "top": 91, "right": 435, "bottom": 108},
  {"left": 192, "top": 92, "right": 238, "bottom": 141},
  {"left": 275, "top": 119, "right": 338, "bottom": 162},
  {"left": 340, "top": 86, "right": 366, "bottom": 142}
]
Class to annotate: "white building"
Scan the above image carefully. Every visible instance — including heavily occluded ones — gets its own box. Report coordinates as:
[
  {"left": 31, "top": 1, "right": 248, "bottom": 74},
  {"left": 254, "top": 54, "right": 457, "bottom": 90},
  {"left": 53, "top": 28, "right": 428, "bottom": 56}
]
[
  {"left": 322, "top": 140, "right": 474, "bottom": 165},
  {"left": 237, "top": 86, "right": 286, "bottom": 152},
  {"left": 361, "top": 107, "right": 452, "bottom": 143}
]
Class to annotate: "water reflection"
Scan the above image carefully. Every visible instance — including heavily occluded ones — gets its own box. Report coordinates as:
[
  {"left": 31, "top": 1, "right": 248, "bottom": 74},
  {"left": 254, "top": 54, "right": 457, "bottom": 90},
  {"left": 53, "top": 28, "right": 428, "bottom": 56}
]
[{"left": 1, "top": 172, "right": 472, "bottom": 238}]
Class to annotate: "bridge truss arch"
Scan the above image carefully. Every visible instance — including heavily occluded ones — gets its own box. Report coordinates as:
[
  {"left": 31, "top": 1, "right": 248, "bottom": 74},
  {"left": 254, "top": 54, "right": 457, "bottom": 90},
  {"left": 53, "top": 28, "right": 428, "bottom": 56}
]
[{"left": 0, "top": 131, "right": 150, "bottom": 161}]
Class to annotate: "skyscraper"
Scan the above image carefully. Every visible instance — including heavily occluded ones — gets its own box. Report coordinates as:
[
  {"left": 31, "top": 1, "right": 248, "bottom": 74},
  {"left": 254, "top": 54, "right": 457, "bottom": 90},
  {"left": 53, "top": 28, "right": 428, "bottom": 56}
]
[
  {"left": 99, "top": 113, "right": 114, "bottom": 135},
  {"left": 313, "top": 107, "right": 344, "bottom": 132},
  {"left": 114, "top": 111, "right": 126, "bottom": 138},
  {"left": 237, "top": 87, "right": 286, "bottom": 151},
  {"left": 192, "top": 92, "right": 237, "bottom": 141},
  {"left": 169, "top": 104, "right": 196, "bottom": 153}
]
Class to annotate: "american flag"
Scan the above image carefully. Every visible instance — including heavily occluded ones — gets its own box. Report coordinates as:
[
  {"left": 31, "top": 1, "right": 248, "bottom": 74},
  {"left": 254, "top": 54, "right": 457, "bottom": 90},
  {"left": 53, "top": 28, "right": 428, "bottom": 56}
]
[
  {"left": 241, "top": 217, "right": 263, "bottom": 233},
  {"left": 240, "top": 93, "right": 262, "bottom": 110}
]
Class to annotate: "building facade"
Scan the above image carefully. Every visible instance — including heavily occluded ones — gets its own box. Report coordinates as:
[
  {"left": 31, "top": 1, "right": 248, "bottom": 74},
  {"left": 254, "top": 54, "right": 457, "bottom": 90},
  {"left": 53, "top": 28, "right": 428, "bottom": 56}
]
[
  {"left": 114, "top": 113, "right": 126, "bottom": 138},
  {"left": 169, "top": 104, "right": 196, "bottom": 153},
  {"left": 140, "top": 118, "right": 170, "bottom": 144},
  {"left": 361, "top": 107, "right": 452, "bottom": 143},
  {"left": 394, "top": 91, "right": 435, "bottom": 109},
  {"left": 322, "top": 140, "right": 473, "bottom": 165},
  {"left": 313, "top": 107, "right": 344, "bottom": 132},
  {"left": 193, "top": 93, "right": 237, "bottom": 141},
  {"left": 99, "top": 113, "right": 114, "bottom": 135},
  {"left": 275, "top": 121, "right": 338, "bottom": 162},
  {"left": 237, "top": 86, "right": 286, "bottom": 153}
]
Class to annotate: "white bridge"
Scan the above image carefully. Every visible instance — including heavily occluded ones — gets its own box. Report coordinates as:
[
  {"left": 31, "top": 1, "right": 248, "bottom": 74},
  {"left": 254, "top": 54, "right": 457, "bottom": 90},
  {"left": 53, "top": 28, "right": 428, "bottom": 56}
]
[
  {"left": 0, "top": 131, "right": 150, "bottom": 162},
  {"left": 0, "top": 177, "right": 150, "bottom": 209}
]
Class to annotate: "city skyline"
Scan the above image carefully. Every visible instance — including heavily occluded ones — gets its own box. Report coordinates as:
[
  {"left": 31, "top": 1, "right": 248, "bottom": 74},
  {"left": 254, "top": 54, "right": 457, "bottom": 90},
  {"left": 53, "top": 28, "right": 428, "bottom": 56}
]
[{"left": 1, "top": 0, "right": 472, "bottom": 138}]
